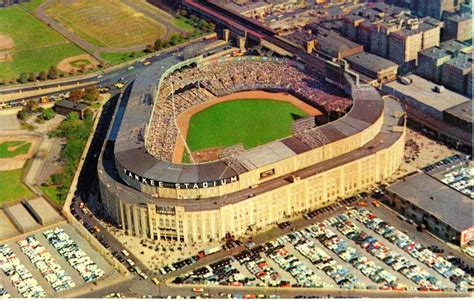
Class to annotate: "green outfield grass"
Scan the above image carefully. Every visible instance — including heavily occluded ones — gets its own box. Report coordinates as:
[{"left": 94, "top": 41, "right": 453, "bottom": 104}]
[
  {"left": 0, "top": 6, "right": 84, "bottom": 80},
  {"left": 0, "top": 169, "right": 33, "bottom": 204},
  {"left": 0, "top": 141, "right": 31, "bottom": 158},
  {"left": 186, "top": 99, "right": 308, "bottom": 153}
]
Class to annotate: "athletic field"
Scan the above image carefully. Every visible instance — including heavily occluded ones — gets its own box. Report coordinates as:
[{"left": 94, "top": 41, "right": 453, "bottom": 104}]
[
  {"left": 185, "top": 99, "right": 308, "bottom": 158},
  {"left": 0, "top": 141, "right": 31, "bottom": 158},
  {"left": 45, "top": 0, "right": 170, "bottom": 48},
  {"left": 0, "top": 5, "right": 84, "bottom": 80}
]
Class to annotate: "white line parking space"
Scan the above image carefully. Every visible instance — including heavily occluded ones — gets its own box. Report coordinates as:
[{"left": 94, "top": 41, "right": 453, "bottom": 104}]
[
  {"left": 171, "top": 206, "right": 473, "bottom": 294},
  {"left": 0, "top": 244, "right": 46, "bottom": 298},
  {"left": 0, "top": 223, "right": 116, "bottom": 297},
  {"left": 18, "top": 236, "right": 76, "bottom": 292}
]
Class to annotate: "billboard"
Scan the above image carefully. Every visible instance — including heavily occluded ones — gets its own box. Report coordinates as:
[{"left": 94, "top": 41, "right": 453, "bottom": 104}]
[{"left": 461, "top": 226, "right": 474, "bottom": 246}]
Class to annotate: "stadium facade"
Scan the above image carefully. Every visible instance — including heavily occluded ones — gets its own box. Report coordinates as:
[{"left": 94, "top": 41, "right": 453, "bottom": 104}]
[{"left": 98, "top": 54, "right": 407, "bottom": 243}]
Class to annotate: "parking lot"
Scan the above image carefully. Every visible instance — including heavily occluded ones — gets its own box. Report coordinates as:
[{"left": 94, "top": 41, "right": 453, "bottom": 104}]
[
  {"left": 171, "top": 204, "right": 473, "bottom": 293},
  {"left": 0, "top": 223, "right": 115, "bottom": 298}
]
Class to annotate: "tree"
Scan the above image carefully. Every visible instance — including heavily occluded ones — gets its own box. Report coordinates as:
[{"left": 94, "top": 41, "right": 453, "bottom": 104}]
[
  {"left": 38, "top": 71, "right": 48, "bottom": 81},
  {"left": 26, "top": 100, "right": 38, "bottom": 112},
  {"left": 17, "top": 109, "right": 29, "bottom": 121},
  {"left": 28, "top": 72, "right": 37, "bottom": 82},
  {"left": 84, "top": 108, "right": 93, "bottom": 120},
  {"left": 145, "top": 44, "right": 154, "bottom": 53},
  {"left": 169, "top": 33, "right": 181, "bottom": 46},
  {"left": 47, "top": 66, "right": 58, "bottom": 79},
  {"left": 178, "top": 9, "right": 188, "bottom": 17},
  {"left": 69, "top": 89, "right": 85, "bottom": 102},
  {"left": 18, "top": 72, "right": 29, "bottom": 84},
  {"left": 40, "top": 108, "right": 56, "bottom": 120},
  {"left": 154, "top": 39, "right": 163, "bottom": 51},
  {"left": 84, "top": 86, "right": 99, "bottom": 103}
]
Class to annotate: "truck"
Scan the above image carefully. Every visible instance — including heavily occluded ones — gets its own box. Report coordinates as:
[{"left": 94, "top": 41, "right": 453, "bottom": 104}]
[{"left": 202, "top": 245, "right": 222, "bottom": 256}]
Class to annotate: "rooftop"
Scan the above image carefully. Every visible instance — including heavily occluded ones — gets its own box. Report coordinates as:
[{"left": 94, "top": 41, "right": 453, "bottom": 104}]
[
  {"left": 25, "top": 197, "right": 62, "bottom": 225},
  {"left": 444, "top": 101, "right": 473, "bottom": 124},
  {"left": 346, "top": 52, "right": 398, "bottom": 72},
  {"left": 444, "top": 52, "right": 473, "bottom": 71},
  {"left": 55, "top": 100, "right": 88, "bottom": 111},
  {"left": 4, "top": 203, "right": 39, "bottom": 232},
  {"left": 387, "top": 172, "right": 473, "bottom": 232},
  {"left": 383, "top": 74, "right": 470, "bottom": 112}
]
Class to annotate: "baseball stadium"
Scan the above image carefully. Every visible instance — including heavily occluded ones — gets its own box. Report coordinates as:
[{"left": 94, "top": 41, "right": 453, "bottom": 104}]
[{"left": 98, "top": 53, "right": 407, "bottom": 243}]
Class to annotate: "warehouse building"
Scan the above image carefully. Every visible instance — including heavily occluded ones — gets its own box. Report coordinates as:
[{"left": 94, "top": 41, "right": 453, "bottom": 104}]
[
  {"left": 345, "top": 52, "right": 398, "bottom": 85},
  {"left": 386, "top": 171, "right": 474, "bottom": 246},
  {"left": 382, "top": 74, "right": 472, "bottom": 151}
]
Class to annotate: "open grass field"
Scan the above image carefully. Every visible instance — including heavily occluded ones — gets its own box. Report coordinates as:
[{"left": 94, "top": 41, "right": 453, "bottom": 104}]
[
  {"left": 0, "top": 141, "right": 31, "bottom": 158},
  {"left": 0, "top": 5, "right": 84, "bottom": 80},
  {"left": 39, "top": 185, "right": 61, "bottom": 207},
  {"left": 186, "top": 99, "right": 308, "bottom": 153},
  {"left": 0, "top": 169, "right": 33, "bottom": 204},
  {"left": 45, "top": 0, "right": 169, "bottom": 48}
]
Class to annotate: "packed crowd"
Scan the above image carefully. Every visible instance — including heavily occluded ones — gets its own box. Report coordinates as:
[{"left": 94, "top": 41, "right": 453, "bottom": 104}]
[{"left": 146, "top": 59, "right": 352, "bottom": 161}]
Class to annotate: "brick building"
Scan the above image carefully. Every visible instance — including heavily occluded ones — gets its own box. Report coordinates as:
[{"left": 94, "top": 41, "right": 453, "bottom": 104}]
[
  {"left": 416, "top": 39, "right": 472, "bottom": 84},
  {"left": 342, "top": 2, "right": 443, "bottom": 72}
]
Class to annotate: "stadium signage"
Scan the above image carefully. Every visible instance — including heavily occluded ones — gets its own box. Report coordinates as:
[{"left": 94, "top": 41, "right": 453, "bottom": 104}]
[{"left": 123, "top": 168, "right": 239, "bottom": 189}]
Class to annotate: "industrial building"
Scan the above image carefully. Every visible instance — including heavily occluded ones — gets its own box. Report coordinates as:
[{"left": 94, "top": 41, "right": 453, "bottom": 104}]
[
  {"left": 386, "top": 167, "right": 473, "bottom": 246},
  {"left": 345, "top": 52, "right": 398, "bottom": 85},
  {"left": 382, "top": 74, "right": 472, "bottom": 151},
  {"left": 285, "top": 25, "right": 364, "bottom": 60}
]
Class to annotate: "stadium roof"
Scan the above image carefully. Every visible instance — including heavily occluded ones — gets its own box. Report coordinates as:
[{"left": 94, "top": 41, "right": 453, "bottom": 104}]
[
  {"left": 387, "top": 172, "right": 473, "bottom": 232},
  {"left": 113, "top": 53, "right": 386, "bottom": 185},
  {"left": 237, "top": 141, "right": 296, "bottom": 170},
  {"left": 383, "top": 75, "right": 470, "bottom": 112}
]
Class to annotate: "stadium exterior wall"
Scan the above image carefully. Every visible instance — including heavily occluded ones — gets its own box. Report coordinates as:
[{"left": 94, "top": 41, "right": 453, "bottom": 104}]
[
  {"left": 99, "top": 118, "right": 405, "bottom": 243},
  {"left": 115, "top": 112, "right": 384, "bottom": 200},
  {"left": 116, "top": 56, "right": 385, "bottom": 200}
]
